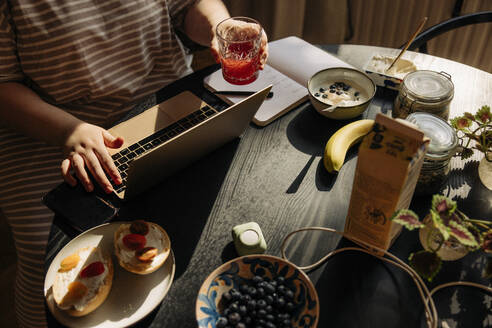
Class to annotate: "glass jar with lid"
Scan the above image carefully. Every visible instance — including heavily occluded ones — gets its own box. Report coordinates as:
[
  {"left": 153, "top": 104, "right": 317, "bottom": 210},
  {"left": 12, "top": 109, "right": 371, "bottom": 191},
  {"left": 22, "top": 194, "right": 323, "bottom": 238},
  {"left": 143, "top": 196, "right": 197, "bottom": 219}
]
[
  {"left": 393, "top": 70, "right": 454, "bottom": 120},
  {"left": 406, "top": 112, "right": 458, "bottom": 196}
]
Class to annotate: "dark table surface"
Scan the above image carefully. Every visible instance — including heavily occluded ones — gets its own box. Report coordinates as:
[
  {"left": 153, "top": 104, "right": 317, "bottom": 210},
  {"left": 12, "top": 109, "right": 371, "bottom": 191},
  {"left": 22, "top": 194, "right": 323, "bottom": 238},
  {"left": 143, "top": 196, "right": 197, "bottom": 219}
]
[{"left": 46, "top": 45, "right": 492, "bottom": 328}]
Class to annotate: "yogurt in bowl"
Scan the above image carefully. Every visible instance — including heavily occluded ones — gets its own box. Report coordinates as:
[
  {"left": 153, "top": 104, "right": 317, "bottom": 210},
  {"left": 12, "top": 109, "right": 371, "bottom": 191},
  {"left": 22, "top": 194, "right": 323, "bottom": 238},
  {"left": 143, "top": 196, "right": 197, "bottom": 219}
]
[
  {"left": 311, "top": 80, "right": 370, "bottom": 107},
  {"left": 308, "top": 67, "right": 376, "bottom": 120}
]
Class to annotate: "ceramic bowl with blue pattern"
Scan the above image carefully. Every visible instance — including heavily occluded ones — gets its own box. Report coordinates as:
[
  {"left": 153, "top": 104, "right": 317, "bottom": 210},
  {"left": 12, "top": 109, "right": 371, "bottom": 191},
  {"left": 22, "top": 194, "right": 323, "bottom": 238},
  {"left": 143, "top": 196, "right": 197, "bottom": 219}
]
[{"left": 196, "top": 254, "right": 319, "bottom": 328}]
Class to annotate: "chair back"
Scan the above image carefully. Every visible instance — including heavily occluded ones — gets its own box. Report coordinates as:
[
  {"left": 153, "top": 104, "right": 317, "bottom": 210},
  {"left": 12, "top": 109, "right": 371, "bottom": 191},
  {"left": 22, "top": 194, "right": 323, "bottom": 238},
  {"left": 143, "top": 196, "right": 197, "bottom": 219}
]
[{"left": 408, "top": 11, "right": 492, "bottom": 53}]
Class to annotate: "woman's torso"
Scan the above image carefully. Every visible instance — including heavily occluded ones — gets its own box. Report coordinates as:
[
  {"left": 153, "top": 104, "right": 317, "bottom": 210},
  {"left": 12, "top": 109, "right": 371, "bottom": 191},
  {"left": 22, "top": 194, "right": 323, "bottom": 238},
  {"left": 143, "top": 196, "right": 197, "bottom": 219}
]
[{"left": 7, "top": 0, "right": 193, "bottom": 127}]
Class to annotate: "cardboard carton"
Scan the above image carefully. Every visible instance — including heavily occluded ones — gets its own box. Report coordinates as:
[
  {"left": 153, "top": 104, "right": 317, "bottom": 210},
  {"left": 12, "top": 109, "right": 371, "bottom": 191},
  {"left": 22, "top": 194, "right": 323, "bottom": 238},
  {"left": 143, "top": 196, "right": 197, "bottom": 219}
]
[{"left": 344, "top": 114, "right": 429, "bottom": 251}]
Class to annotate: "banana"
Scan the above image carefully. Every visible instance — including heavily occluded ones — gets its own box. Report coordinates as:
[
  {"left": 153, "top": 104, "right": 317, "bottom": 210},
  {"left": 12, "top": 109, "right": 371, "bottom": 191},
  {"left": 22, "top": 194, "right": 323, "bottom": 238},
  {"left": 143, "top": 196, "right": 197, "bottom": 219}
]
[{"left": 323, "top": 119, "right": 374, "bottom": 173}]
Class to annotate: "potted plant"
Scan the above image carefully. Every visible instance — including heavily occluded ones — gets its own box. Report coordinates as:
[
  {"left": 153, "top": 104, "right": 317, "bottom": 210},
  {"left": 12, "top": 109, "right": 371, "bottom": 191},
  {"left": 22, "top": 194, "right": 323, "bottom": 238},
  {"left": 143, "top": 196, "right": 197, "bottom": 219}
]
[
  {"left": 450, "top": 105, "right": 491, "bottom": 189},
  {"left": 391, "top": 194, "right": 492, "bottom": 281}
]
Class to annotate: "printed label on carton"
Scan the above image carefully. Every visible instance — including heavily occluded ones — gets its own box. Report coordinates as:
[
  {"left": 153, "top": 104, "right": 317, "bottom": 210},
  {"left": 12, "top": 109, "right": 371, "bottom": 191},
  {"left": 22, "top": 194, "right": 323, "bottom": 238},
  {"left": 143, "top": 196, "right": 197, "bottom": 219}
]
[{"left": 344, "top": 114, "right": 429, "bottom": 251}]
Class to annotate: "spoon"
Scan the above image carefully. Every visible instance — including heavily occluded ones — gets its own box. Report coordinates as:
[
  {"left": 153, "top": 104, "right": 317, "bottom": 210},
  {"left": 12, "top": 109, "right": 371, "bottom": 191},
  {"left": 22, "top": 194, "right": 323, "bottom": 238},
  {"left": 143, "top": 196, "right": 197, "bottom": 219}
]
[
  {"left": 386, "top": 16, "right": 428, "bottom": 72},
  {"left": 322, "top": 105, "right": 336, "bottom": 113}
]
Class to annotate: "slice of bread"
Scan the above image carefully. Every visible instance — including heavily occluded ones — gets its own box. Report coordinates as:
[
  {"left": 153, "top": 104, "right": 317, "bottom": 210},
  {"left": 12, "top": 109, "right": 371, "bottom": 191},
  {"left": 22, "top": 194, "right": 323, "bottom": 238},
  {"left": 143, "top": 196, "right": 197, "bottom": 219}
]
[
  {"left": 114, "top": 220, "right": 171, "bottom": 275},
  {"left": 52, "top": 246, "right": 113, "bottom": 316}
]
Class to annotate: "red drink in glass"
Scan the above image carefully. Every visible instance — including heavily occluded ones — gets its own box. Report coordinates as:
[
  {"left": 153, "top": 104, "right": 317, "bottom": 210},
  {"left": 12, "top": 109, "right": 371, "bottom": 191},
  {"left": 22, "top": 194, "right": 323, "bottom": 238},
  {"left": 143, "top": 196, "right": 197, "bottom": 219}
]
[
  {"left": 221, "top": 43, "right": 260, "bottom": 85},
  {"left": 216, "top": 17, "right": 263, "bottom": 85}
]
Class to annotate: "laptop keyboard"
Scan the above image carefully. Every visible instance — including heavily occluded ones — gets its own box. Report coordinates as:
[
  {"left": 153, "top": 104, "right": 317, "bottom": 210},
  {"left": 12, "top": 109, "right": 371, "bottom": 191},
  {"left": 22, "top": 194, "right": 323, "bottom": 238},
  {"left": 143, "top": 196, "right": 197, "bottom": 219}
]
[{"left": 109, "top": 105, "right": 218, "bottom": 193}]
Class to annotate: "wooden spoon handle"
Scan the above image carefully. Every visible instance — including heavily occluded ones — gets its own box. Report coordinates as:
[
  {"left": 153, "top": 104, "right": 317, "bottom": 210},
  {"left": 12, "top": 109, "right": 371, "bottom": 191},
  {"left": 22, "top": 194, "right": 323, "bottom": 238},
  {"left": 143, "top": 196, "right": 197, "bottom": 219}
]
[{"left": 387, "top": 16, "right": 428, "bottom": 72}]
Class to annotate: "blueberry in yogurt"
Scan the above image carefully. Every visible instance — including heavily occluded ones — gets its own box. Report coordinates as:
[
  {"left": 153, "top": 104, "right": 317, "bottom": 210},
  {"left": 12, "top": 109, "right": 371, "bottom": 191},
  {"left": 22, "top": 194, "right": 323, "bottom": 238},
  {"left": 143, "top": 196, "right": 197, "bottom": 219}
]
[{"left": 313, "top": 80, "right": 368, "bottom": 107}]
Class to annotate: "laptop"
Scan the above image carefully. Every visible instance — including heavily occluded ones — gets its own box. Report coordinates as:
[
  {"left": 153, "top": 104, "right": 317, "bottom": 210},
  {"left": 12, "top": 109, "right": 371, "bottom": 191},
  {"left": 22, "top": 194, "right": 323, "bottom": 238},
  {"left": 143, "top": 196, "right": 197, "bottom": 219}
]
[{"left": 105, "top": 85, "right": 272, "bottom": 200}]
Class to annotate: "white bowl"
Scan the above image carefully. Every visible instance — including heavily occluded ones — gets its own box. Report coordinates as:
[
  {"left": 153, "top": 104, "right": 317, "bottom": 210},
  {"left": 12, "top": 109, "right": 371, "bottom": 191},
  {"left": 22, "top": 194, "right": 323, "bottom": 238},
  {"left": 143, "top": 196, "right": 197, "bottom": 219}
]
[{"left": 308, "top": 67, "right": 376, "bottom": 120}]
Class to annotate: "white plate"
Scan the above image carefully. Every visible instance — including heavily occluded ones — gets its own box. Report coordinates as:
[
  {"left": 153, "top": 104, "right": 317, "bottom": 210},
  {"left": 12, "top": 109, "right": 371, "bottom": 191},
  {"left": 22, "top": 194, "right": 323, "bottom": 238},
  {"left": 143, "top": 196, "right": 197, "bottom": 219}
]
[{"left": 44, "top": 222, "right": 175, "bottom": 328}]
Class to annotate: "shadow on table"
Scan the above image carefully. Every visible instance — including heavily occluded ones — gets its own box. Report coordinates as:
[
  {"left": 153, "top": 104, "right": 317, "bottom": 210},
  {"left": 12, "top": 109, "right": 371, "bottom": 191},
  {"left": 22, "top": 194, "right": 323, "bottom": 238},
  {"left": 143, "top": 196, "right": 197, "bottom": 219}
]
[
  {"left": 117, "top": 138, "right": 240, "bottom": 280},
  {"left": 285, "top": 104, "right": 354, "bottom": 193},
  {"left": 447, "top": 160, "right": 492, "bottom": 219},
  {"left": 221, "top": 241, "right": 238, "bottom": 263},
  {"left": 391, "top": 229, "right": 491, "bottom": 328},
  {"left": 316, "top": 258, "right": 489, "bottom": 328},
  {"left": 430, "top": 251, "right": 492, "bottom": 328},
  {"left": 312, "top": 237, "right": 424, "bottom": 328},
  {"left": 409, "top": 159, "right": 491, "bottom": 226},
  {"left": 310, "top": 231, "right": 490, "bottom": 327}
]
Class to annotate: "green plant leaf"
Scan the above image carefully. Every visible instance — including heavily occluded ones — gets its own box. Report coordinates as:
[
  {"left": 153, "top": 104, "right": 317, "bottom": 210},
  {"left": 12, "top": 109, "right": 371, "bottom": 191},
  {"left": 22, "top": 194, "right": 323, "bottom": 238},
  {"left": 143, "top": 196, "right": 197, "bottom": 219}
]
[
  {"left": 465, "top": 223, "right": 483, "bottom": 251},
  {"left": 409, "top": 250, "right": 442, "bottom": 282},
  {"left": 450, "top": 212, "right": 465, "bottom": 224},
  {"left": 391, "top": 209, "right": 424, "bottom": 230},
  {"left": 430, "top": 210, "right": 450, "bottom": 240},
  {"left": 475, "top": 105, "right": 491, "bottom": 124},
  {"left": 451, "top": 106, "right": 491, "bottom": 159},
  {"left": 448, "top": 220, "right": 478, "bottom": 247},
  {"left": 431, "top": 195, "right": 456, "bottom": 215},
  {"left": 450, "top": 116, "right": 472, "bottom": 131},
  {"left": 450, "top": 117, "right": 460, "bottom": 129},
  {"left": 429, "top": 195, "right": 460, "bottom": 241},
  {"left": 464, "top": 112, "right": 475, "bottom": 121}
]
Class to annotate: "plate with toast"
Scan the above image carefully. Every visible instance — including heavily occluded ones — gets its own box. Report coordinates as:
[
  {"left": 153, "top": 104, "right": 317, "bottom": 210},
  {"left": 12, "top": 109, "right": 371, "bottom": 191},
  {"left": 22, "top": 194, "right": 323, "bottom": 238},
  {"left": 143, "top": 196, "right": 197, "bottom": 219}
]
[{"left": 44, "top": 221, "right": 174, "bottom": 328}]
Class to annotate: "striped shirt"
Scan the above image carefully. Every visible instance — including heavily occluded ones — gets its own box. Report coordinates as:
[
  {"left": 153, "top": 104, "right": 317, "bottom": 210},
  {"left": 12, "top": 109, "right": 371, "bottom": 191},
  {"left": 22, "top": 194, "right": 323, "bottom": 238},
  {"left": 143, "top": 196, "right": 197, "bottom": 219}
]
[
  {"left": 0, "top": 1, "right": 197, "bottom": 326},
  {"left": 1, "top": 0, "right": 196, "bottom": 127}
]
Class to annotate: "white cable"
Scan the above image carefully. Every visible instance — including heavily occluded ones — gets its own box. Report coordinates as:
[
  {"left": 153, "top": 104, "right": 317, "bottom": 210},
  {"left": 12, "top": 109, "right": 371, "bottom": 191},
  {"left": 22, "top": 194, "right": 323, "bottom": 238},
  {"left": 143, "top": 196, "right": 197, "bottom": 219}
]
[{"left": 280, "top": 226, "right": 492, "bottom": 328}]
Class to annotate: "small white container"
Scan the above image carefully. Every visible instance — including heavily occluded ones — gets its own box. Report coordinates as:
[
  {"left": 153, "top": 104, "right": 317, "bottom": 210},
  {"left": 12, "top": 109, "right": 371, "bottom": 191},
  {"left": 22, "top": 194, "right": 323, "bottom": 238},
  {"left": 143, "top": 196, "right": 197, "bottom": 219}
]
[{"left": 364, "top": 55, "right": 418, "bottom": 90}]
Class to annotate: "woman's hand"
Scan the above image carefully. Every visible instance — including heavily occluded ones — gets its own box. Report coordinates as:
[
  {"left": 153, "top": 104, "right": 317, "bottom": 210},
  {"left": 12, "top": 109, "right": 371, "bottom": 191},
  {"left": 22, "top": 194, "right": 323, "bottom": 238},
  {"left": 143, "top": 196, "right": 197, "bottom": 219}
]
[
  {"left": 61, "top": 123, "right": 124, "bottom": 193},
  {"left": 210, "top": 20, "right": 269, "bottom": 69},
  {"left": 258, "top": 30, "right": 269, "bottom": 69}
]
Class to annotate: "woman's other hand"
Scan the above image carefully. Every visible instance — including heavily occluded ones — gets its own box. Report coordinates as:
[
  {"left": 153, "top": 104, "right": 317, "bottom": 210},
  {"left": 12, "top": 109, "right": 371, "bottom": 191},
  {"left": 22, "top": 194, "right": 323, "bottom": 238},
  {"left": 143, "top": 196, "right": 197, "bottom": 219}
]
[{"left": 61, "top": 123, "right": 124, "bottom": 193}]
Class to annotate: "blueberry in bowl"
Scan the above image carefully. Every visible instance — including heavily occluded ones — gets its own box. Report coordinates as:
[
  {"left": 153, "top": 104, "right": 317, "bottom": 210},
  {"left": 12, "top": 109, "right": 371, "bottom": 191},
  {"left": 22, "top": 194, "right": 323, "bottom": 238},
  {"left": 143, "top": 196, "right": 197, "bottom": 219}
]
[{"left": 196, "top": 254, "right": 319, "bottom": 328}]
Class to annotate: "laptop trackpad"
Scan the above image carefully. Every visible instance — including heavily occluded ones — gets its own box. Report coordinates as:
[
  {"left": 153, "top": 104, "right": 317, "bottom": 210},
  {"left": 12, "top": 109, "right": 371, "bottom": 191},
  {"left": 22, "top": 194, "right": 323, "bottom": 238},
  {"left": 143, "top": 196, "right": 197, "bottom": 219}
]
[{"left": 108, "top": 91, "right": 205, "bottom": 150}]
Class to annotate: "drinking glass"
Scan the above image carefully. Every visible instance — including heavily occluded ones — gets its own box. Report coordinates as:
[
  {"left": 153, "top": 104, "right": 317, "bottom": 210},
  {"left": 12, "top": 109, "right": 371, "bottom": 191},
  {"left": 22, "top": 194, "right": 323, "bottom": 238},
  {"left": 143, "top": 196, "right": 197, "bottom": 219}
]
[{"left": 216, "top": 17, "right": 263, "bottom": 85}]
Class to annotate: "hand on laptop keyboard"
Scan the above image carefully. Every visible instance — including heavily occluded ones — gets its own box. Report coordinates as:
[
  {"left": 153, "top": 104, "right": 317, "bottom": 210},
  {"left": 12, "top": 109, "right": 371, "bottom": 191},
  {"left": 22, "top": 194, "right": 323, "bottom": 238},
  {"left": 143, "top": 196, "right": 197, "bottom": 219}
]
[{"left": 61, "top": 122, "right": 124, "bottom": 194}]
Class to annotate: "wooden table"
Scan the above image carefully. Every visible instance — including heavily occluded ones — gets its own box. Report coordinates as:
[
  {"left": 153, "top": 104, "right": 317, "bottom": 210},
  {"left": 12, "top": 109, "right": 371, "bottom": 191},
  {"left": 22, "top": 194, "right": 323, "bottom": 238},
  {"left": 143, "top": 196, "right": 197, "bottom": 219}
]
[{"left": 46, "top": 45, "right": 492, "bottom": 328}]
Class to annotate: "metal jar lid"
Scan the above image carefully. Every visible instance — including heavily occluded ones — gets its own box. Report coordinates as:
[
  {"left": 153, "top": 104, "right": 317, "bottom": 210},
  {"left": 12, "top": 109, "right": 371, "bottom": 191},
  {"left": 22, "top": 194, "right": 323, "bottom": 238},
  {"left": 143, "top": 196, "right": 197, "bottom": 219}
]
[
  {"left": 402, "top": 70, "right": 454, "bottom": 103},
  {"left": 406, "top": 112, "right": 457, "bottom": 160}
]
